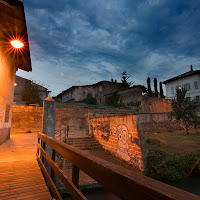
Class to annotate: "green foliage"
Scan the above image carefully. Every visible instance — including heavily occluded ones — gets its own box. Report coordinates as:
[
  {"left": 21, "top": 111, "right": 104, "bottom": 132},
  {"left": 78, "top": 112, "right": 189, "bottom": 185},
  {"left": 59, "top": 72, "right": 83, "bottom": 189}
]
[
  {"left": 170, "top": 88, "right": 199, "bottom": 134},
  {"left": 146, "top": 149, "right": 200, "bottom": 183},
  {"left": 106, "top": 92, "right": 121, "bottom": 107},
  {"left": 20, "top": 82, "right": 41, "bottom": 106},
  {"left": 81, "top": 93, "right": 97, "bottom": 105},
  {"left": 120, "top": 71, "right": 133, "bottom": 89}
]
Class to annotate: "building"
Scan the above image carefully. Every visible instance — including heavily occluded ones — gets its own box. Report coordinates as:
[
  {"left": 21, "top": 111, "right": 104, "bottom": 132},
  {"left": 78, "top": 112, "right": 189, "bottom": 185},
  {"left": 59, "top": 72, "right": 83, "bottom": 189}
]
[
  {"left": 0, "top": 0, "right": 31, "bottom": 144},
  {"left": 14, "top": 75, "right": 50, "bottom": 105},
  {"left": 163, "top": 65, "right": 200, "bottom": 101},
  {"left": 104, "top": 85, "right": 143, "bottom": 107},
  {"left": 56, "top": 80, "right": 123, "bottom": 105}
]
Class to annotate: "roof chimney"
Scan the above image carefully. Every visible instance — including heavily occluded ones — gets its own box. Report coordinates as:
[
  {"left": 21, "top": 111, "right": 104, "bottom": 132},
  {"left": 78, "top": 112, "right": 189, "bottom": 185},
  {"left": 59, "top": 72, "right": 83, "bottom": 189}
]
[{"left": 190, "top": 65, "right": 193, "bottom": 71}]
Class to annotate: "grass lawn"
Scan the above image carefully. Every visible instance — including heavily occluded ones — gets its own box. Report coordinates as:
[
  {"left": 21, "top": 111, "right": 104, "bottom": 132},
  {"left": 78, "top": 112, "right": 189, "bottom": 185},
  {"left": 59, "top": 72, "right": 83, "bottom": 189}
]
[{"left": 144, "top": 129, "right": 200, "bottom": 154}]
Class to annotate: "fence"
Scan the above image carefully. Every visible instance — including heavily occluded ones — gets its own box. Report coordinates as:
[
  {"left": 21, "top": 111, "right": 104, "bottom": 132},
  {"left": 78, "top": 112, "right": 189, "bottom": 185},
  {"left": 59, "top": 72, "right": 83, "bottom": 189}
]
[{"left": 37, "top": 132, "right": 199, "bottom": 200}]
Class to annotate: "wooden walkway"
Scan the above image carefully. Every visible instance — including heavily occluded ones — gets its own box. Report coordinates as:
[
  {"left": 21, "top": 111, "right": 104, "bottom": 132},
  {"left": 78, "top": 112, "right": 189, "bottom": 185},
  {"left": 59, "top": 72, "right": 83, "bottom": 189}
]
[{"left": 0, "top": 133, "right": 52, "bottom": 200}]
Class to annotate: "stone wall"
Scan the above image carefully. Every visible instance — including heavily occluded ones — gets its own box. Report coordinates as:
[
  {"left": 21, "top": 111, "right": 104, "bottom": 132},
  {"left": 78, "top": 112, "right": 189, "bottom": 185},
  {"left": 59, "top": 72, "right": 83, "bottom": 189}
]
[
  {"left": 11, "top": 105, "right": 133, "bottom": 136},
  {"left": 89, "top": 114, "right": 147, "bottom": 172},
  {"left": 138, "top": 113, "right": 182, "bottom": 133},
  {"left": 141, "top": 97, "right": 172, "bottom": 113},
  {"left": 10, "top": 105, "right": 182, "bottom": 136},
  {"left": 11, "top": 106, "right": 43, "bottom": 134}
]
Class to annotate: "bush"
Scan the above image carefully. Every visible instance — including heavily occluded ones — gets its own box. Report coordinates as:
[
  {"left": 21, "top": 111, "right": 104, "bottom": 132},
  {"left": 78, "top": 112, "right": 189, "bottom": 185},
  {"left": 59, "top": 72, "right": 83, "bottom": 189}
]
[
  {"left": 146, "top": 149, "right": 200, "bottom": 183},
  {"left": 106, "top": 92, "right": 121, "bottom": 107},
  {"left": 81, "top": 93, "right": 96, "bottom": 105}
]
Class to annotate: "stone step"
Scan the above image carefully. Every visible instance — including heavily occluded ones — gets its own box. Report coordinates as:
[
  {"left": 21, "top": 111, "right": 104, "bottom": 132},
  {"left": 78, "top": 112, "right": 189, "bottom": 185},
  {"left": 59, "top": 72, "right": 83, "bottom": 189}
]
[{"left": 65, "top": 137, "right": 102, "bottom": 150}]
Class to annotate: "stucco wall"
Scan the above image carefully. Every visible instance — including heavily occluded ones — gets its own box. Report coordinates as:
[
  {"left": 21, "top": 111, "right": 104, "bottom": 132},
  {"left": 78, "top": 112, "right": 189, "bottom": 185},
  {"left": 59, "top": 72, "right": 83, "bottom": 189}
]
[
  {"left": 0, "top": 0, "right": 31, "bottom": 144},
  {"left": 165, "top": 74, "right": 200, "bottom": 100},
  {"left": 89, "top": 115, "right": 146, "bottom": 171},
  {"left": 0, "top": 46, "right": 17, "bottom": 144}
]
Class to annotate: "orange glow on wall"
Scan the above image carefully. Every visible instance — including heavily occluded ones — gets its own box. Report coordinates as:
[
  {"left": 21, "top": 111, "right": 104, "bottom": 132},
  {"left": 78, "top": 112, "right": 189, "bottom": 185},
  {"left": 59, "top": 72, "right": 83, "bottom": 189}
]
[{"left": 11, "top": 40, "right": 24, "bottom": 49}]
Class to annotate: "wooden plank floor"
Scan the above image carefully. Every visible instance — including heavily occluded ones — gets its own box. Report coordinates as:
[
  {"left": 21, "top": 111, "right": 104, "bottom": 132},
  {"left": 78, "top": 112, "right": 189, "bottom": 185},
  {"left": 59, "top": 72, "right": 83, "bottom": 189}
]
[
  {"left": 0, "top": 160, "right": 52, "bottom": 200},
  {"left": 0, "top": 133, "right": 52, "bottom": 200}
]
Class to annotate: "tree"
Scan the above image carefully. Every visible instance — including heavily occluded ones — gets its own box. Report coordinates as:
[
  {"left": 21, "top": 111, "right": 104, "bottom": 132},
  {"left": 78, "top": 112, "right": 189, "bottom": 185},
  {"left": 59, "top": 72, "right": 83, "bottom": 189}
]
[
  {"left": 147, "top": 77, "right": 153, "bottom": 97},
  {"left": 159, "top": 82, "right": 165, "bottom": 98},
  {"left": 121, "top": 71, "right": 134, "bottom": 89},
  {"left": 154, "top": 78, "right": 158, "bottom": 98},
  {"left": 20, "top": 82, "right": 41, "bottom": 105},
  {"left": 170, "top": 88, "right": 199, "bottom": 135}
]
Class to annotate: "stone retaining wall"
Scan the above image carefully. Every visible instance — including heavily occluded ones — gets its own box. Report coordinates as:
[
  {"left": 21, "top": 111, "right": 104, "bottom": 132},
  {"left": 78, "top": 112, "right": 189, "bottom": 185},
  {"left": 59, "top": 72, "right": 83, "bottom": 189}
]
[{"left": 89, "top": 114, "right": 147, "bottom": 172}]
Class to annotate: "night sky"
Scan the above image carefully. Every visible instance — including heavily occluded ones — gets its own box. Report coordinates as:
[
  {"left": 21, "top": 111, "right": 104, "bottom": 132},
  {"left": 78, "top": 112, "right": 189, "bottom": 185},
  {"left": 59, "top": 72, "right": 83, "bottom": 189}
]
[{"left": 16, "top": 0, "right": 200, "bottom": 96}]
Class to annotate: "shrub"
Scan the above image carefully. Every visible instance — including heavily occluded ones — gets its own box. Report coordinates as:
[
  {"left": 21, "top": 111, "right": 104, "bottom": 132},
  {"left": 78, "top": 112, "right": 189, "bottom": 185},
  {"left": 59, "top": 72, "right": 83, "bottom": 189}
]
[
  {"left": 146, "top": 149, "right": 200, "bottom": 183},
  {"left": 81, "top": 93, "right": 97, "bottom": 105},
  {"left": 106, "top": 92, "right": 121, "bottom": 107}
]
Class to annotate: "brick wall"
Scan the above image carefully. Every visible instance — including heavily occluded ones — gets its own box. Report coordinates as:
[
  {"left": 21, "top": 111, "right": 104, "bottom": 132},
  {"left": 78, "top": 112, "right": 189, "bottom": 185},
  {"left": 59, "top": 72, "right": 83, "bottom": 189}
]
[
  {"left": 11, "top": 105, "right": 133, "bottom": 136},
  {"left": 11, "top": 105, "right": 182, "bottom": 136},
  {"left": 89, "top": 114, "right": 145, "bottom": 171},
  {"left": 11, "top": 105, "right": 43, "bottom": 134}
]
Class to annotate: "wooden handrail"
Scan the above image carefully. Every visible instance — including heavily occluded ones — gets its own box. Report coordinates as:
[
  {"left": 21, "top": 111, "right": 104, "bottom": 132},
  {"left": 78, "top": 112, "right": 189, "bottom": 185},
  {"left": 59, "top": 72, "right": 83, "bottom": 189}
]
[
  {"left": 37, "top": 143, "right": 86, "bottom": 200},
  {"left": 37, "top": 132, "right": 200, "bottom": 200}
]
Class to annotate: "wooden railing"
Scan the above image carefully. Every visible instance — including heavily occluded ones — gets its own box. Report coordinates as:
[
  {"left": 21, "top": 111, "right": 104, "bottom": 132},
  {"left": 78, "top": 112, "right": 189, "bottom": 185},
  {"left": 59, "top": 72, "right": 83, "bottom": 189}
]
[{"left": 37, "top": 132, "right": 200, "bottom": 200}]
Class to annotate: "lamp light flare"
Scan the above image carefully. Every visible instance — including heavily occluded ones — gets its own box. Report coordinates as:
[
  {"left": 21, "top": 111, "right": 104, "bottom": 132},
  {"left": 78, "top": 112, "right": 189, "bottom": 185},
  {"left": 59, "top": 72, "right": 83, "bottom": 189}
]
[
  {"left": 11, "top": 40, "right": 24, "bottom": 49},
  {"left": 14, "top": 83, "right": 17, "bottom": 86}
]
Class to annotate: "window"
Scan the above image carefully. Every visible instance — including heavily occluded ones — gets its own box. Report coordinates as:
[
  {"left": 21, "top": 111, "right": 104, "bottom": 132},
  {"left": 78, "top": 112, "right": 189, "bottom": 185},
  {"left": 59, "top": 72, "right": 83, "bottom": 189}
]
[
  {"left": 184, "top": 83, "right": 190, "bottom": 91},
  {"left": 171, "top": 87, "right": 174, "bottom": 94},
  {"left": 194, "top": 81, "right": 198, "bottom": 89}
]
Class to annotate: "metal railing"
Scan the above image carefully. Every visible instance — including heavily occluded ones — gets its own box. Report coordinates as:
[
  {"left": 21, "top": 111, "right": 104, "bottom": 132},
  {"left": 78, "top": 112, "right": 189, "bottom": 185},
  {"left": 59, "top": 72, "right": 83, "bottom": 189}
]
[
  {"left": 37, "top": 132, "right": 200, "bottom": 200},
  {"left": 55, "top": 126, "right": 69, "bottom": 142}
]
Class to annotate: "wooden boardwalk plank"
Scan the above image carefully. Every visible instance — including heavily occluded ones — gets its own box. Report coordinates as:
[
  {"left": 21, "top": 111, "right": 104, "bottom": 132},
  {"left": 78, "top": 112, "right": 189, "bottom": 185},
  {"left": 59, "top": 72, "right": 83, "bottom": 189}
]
[
  {"left": 0, "top": 134, "right": 52, "bottom": 199},
  {"left": 0, "top": 160, "right": 52, "bottom": 200}
]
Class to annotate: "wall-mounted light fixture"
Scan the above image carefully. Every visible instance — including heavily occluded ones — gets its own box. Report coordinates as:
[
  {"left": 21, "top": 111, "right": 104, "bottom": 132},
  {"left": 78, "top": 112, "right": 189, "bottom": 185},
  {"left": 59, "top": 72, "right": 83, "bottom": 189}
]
[{"left": 11, "top": 40, "right": 24, "bottom": 49}]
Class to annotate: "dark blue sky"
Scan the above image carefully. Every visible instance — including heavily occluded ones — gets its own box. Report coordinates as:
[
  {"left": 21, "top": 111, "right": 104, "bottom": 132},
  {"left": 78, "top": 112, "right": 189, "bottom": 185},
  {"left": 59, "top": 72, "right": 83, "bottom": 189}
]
[{"left": 17, "top": 0, "right": 200, "bottom": 96}]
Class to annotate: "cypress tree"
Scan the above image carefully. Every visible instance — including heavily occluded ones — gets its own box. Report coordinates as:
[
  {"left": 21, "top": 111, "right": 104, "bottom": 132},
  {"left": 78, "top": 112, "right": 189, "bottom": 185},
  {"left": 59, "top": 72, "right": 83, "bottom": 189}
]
[
  {"left": 147, "top": 77, "right": 152, "bottom": 97},
  {"left": 154, "top": 78, "right": 158, "bottom": 98},
  {"left": 160, "top": 82, "right": 164, "bottom": 98}
]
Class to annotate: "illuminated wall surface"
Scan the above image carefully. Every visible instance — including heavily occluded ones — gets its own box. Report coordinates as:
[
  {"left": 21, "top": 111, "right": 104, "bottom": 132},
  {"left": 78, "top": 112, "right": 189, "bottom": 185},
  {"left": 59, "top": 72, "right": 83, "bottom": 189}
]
[
  {"left": 0, "top": 0, "right": 31, "bottom": 144},
  {"left": 90, "top": 114, "right": 145, "bottom": 172}
]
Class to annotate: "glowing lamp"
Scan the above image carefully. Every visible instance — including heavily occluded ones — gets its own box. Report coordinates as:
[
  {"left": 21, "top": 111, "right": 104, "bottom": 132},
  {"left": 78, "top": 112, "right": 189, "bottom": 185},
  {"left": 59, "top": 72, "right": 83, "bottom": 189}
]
[
  {"left": 14, "top": 83, "right": 17, "bottom": 86},
  {"left": 11, "top": 40, "right": 24, "bottom": 49}
]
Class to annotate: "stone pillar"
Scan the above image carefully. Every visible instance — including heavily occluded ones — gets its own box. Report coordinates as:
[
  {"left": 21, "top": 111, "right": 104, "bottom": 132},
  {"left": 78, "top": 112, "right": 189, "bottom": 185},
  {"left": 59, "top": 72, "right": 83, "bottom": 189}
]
[{"left": 42, "top": 97, "right": 56, "bottom": 172}]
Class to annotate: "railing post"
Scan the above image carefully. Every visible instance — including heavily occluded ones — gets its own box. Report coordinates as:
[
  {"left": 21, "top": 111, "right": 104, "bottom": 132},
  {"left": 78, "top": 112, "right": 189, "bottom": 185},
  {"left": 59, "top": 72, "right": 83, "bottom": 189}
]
[
  {"left": 67, "top": 125, "right": 69, "bottom": 138},
  {"left": 72, "top": 164, "right": 79, "bottom": 188},
  {"left": 65, "top": 127, "right": 66, "bottom": 142},
  {"left": 42, "top": 97, "right": 56, "bottom": 173},
  {"left": 50, "top": 149, "right": 55, "bottom": 181},
  {"left": 41, "top": 141, "right": 46, "bottom": 163}
]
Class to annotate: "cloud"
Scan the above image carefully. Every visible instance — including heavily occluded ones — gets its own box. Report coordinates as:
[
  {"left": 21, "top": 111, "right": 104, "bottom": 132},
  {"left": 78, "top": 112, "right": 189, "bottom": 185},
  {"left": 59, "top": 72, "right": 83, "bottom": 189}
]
[{"left": 19, "top": 0, "right": 200, "bottom": 96}]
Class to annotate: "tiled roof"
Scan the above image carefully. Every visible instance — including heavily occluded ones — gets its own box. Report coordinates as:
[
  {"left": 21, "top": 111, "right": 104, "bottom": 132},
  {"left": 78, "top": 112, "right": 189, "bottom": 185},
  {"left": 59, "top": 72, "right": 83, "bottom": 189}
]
[{"left": 163, "top": 70, "right": 200, "bottom": 84}]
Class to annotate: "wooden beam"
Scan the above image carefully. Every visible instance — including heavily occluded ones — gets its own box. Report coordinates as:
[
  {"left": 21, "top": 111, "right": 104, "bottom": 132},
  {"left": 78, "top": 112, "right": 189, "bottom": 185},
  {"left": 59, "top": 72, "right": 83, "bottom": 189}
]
[
  {"left": 37, "top": 154, "right": 62, "bottom": 200},
  {"left": 38, "top": 132, "right": 200, "bottom": 200},
  {"left": 37, "top": 144, "right": 87, "bottom": 200}
]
